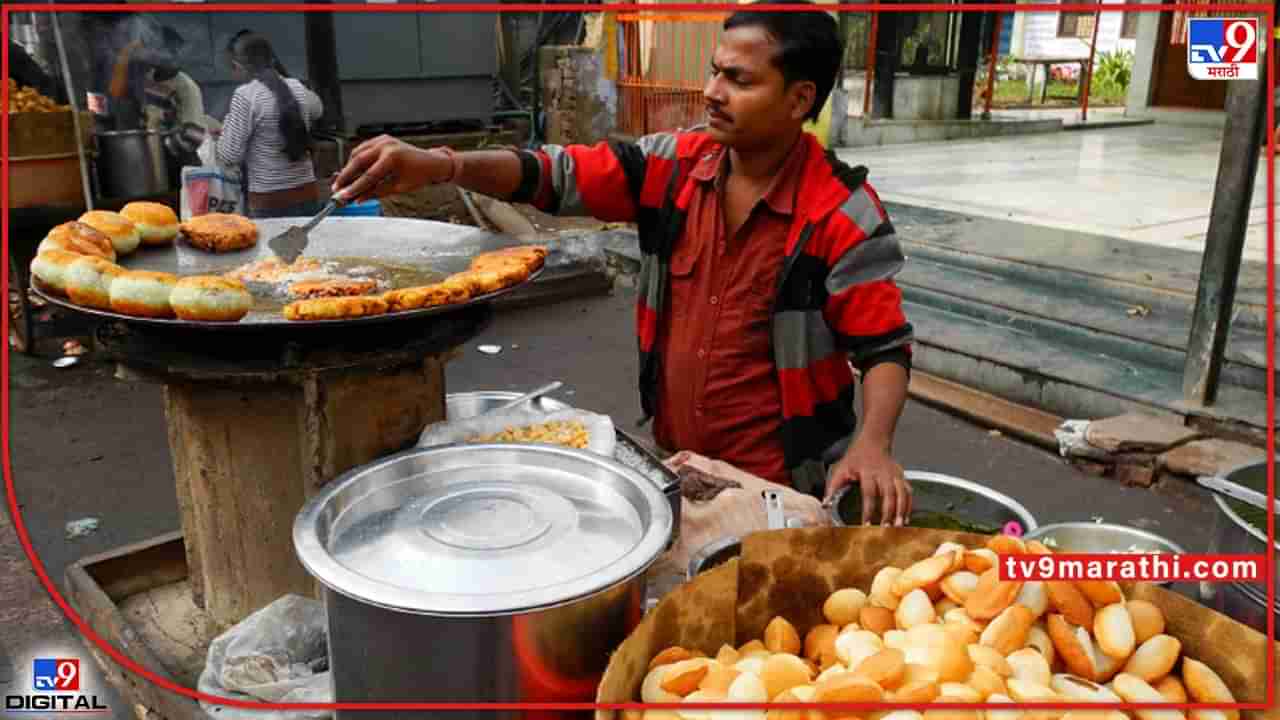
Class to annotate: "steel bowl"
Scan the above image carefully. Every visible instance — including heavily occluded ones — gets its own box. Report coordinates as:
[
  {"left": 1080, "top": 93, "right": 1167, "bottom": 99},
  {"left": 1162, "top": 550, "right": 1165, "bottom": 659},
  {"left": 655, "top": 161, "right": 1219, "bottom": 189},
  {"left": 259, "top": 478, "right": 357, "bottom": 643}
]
[
  {"left": 830, "top": 471, "right": 1038, "bottom": 534},
  {"left": 1201, "top": 459, "right": 1278, "bottom": 639},
  {"left": 1024, "top": 522, "right": 1187, "bottom": 589},
  {"left": 688, "top": 537, "right": 742, "bottom": 579},
  {"left": 445, "top": 390, "right": 569, "bottom": 420}
]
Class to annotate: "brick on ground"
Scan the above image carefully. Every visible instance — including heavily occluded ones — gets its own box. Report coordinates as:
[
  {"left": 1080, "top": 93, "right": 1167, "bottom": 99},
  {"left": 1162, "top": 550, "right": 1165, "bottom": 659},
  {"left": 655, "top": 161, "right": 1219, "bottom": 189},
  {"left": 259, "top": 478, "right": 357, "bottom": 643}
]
[
  {"left": 1158, "top": 438, "right": 1268, "bottom": 477},
  {"left": 1085, "top": 413, "right": 1202, "bottom": 454}
]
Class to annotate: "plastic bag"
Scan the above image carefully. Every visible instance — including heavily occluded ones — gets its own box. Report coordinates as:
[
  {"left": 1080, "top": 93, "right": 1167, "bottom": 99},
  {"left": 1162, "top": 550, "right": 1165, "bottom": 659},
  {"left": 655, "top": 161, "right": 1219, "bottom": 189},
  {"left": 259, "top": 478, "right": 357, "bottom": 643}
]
[
  {"left": 197, "top": 595, "right": 333, "bottom": 720},
  {"left": 647, "top": 451, "right": 830, "bottom": 583},
  {"left": 180, "top": 136, "right": 245, "bottom": 220},
  {"left": 417, "top": 407, "right": 616, "bottom": 457}
]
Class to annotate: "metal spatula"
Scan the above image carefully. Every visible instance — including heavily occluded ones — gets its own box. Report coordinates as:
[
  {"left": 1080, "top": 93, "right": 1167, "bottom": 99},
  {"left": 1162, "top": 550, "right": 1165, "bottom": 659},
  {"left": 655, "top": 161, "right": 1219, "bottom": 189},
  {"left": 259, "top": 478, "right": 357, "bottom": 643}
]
[{"left": 267, "top": 194, "right": 347, "bottom": 264}]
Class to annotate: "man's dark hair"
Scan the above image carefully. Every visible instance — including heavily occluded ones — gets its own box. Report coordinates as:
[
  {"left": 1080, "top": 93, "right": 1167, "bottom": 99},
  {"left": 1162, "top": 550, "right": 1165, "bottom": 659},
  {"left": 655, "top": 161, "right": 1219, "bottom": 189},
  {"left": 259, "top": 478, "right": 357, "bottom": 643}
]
[{"left": 723, "top": 0, "right": 843, "bottom": 122}]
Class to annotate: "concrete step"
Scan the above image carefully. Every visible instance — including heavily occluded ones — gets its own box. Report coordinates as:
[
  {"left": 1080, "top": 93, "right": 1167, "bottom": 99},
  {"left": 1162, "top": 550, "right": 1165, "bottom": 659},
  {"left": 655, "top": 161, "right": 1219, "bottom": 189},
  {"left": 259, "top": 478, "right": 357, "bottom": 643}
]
[
  {"left": 903, "top": 288, "right": 1272, "bottom": 432},
  {"left": 898, "top": 242, "right": 1272, "bottom": 387}
]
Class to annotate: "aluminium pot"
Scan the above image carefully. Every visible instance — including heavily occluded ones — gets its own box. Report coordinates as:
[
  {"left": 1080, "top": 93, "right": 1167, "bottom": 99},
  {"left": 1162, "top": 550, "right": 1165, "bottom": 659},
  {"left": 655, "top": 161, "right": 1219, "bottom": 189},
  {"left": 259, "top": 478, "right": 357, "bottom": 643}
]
[
  {"left": 293, "top": 442, "right": 673, "bottom": 719},
  {"left": 829, "top": 470, "right": 1038, "bottom": 534},
  {"left": 94, "top": 129, "right": 171, "bottom": 199},
  {"left": 1199, "top": 459, "right": 1278, "bottom": 639}
]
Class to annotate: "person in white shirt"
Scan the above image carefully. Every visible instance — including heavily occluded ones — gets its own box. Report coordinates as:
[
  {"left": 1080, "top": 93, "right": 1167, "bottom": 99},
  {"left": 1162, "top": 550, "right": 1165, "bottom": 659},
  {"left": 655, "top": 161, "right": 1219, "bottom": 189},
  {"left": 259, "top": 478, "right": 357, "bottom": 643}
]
[{"left": 216, "top": 31, "right": 324, "bottom": 218}]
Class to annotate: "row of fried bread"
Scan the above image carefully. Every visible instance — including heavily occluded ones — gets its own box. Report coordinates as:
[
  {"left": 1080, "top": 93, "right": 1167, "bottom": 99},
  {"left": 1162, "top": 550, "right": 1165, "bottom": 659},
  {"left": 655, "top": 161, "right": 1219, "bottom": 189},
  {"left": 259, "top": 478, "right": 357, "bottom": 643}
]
[
  {"left": 636, "top": 535, "right": 1238, "bottom": 720},
  {"left": 35, "top": 205, "right": 258, "bottom": 261},
  {"left": 281, "top": 244, "right": 546, "bottom": 321},
  {"left": 29, "top": 204, "right": 256, "bottom": 321}
]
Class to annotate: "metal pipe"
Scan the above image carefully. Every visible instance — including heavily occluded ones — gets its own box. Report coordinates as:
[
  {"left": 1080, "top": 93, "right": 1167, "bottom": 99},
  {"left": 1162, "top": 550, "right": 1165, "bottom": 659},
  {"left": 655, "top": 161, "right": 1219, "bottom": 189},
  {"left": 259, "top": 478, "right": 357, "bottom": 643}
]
[
  {"left": 863, "top": 11, "right": 879, "bottom": 117},
  {"left": 1180, "top": 50, "right": 1268, "bottom": 407},
  {"left": 982, "top": 12, "right": 1002, "bottom": 119},
  {"left": 1080, "top": 6, "right": 1102, "bottom": 122},
  {"left": 49, "top": 11, "right": 94, "bottom": 211}
]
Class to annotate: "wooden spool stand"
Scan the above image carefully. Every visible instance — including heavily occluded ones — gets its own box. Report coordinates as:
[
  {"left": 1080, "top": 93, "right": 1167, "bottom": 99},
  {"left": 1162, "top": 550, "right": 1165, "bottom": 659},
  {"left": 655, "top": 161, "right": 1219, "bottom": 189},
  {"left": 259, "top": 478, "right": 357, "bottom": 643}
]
[{"left": 96, "top": 305, "right": 491, "bottom": 630}]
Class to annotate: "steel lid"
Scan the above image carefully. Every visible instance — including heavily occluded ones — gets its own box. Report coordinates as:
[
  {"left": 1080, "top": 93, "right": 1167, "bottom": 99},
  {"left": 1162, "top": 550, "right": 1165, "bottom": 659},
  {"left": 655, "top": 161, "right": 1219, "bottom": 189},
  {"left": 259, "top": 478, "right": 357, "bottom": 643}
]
[{"left": 293, "top": 443, "right": 673, "bottom": 617}]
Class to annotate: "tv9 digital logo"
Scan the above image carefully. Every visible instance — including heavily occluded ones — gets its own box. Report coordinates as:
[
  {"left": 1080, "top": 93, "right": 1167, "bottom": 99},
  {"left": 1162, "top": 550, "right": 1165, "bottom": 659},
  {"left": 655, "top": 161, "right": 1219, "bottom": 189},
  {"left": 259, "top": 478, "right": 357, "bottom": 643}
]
[
  {"left": 32, "top": 659, "right": 78, "bottom": 692},
  {"left": 1188, "top": 18, "right": 1259, "bottom": 79}
]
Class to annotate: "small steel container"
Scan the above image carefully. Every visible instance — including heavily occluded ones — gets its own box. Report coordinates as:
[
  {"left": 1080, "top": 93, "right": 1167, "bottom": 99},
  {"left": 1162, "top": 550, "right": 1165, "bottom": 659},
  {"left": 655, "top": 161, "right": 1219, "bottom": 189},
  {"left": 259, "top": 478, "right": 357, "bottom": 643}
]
[
  {"left": 1024, "top": 522, "right": 1188, "bottom": 589},
  {"left": 294, "top": 443, "right": 674, "bottom": 719}
]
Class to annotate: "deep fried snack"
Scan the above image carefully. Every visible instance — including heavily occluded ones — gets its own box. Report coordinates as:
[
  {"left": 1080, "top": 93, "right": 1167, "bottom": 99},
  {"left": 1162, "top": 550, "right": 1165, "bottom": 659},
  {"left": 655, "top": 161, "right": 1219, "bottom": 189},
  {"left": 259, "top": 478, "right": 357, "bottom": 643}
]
[
  {"left": 30, "top": 250, "right": 85, "bottom": 296},
  {"left": 283, "top": 295, "right": 389, "bottom": 321},
  {"left": 180, "top": 213, "right": 259, "bottom": 253},
  {"left": 288, "top": 278, "right": 380, "bottom": 300},
  {"left": 110, "top": 270, "right": 178, "bottom": 318},
  {"left": 446, "top": 269, "right": 505, "bottom": 296},
  {"left": 170, "top": 276, "right": 253, "bottom": 322},
  {"left": 38, "top": 221, "right": 117, "bottom": 261},
  {"left": 65, "top": 256, "right": 126, "bottom": 309},
  {"left": 383, "top": 284, "right": 455, "bottom": 312},
  {"left": 470, "top": 420, "right": 589, "bottom": 449},
  {"left": 225, "top": 257, "right": 323, "bottom": 283},
  {"left": 120, "top": 201, "right": 181, "bottom": 246},
  {"left": 78, "top": 210, "right": 141, "bottom": 256}
]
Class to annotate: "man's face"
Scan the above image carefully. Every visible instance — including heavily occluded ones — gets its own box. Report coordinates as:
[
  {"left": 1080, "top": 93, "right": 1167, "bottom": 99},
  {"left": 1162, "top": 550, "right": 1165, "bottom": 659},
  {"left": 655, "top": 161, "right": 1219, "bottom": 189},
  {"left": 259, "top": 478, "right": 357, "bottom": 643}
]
[{"left": 703, "top": 25, "right": 816, "bottom": 150}]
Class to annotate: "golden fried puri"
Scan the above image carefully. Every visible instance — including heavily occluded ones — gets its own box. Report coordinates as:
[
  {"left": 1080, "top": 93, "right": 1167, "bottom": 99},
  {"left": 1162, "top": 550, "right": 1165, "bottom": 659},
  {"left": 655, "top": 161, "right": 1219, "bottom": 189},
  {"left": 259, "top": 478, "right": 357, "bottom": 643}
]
[
  {"left": 287, "top": 279, "right": 380, "bottom": 300},
  {"left": 283, "top": 295, "right": 389, "bottom": 321},
  {"left": 383, "top": 284, "right": 456, "bottom": 312},
  {"left": 180, "top": 213, "right": 259, "bottom": 253}
]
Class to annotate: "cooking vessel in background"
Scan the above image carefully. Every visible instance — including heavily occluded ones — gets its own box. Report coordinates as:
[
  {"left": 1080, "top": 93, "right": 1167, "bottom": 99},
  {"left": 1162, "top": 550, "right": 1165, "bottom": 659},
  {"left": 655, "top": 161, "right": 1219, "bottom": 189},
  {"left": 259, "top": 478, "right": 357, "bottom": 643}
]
[
  {"left": 94, "top": 129, "right": 171, "bottom": 199},
  {"left": 293, "top": 443, "right": 673, "bottom": 720},
  {"left": 1199, "top": 459, "right": 1278, "bottom": 639}
]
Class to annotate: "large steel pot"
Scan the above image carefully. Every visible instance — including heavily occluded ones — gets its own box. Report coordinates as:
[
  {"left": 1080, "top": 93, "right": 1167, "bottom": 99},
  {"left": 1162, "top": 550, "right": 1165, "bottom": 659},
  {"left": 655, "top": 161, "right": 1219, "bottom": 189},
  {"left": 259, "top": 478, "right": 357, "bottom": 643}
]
[
  {"left": 294, "top": 443, "right": 673, "bottom": 719},
  {"left": 1023, "top": 522, "right": 1187, "bottom": 590},
  {"left": 94, "top": 129, "right": 171, "bottom": 199},
  {"left": 1200, "top": 459, "right": 1278, "bottom": 639},
  {"left": 830, "top": 470, "right": 1038, "bottom": 534}
]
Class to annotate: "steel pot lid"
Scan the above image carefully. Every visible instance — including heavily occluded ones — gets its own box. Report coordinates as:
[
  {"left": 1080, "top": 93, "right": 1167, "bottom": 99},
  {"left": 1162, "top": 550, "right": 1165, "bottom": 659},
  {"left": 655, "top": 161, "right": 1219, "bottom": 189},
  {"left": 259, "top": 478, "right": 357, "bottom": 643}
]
[{"left": 294, "top": 443, "right": 673, "bottom": 617}]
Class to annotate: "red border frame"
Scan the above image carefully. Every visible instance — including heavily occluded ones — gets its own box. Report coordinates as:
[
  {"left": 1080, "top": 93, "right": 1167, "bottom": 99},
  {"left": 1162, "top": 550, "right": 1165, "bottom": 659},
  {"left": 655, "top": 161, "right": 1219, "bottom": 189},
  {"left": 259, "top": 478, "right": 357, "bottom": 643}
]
[{"left": 2, "top": 2, "right": 1274, "bottom": 713}]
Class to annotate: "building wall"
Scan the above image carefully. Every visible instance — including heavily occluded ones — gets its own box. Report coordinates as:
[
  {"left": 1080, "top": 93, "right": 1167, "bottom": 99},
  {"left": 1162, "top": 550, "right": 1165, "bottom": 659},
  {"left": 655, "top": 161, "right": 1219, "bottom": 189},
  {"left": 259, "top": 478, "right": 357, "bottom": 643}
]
[{"left": 1017, "top": 3, "right": 1137, "bottom": 60}]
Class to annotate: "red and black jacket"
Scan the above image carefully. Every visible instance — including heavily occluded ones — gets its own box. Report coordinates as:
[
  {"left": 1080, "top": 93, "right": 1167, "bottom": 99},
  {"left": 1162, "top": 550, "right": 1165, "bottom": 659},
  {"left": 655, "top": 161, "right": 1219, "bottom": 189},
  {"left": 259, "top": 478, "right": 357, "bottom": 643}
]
[{"left": 510, "top": 130, "right": 913, "bottom": 473}]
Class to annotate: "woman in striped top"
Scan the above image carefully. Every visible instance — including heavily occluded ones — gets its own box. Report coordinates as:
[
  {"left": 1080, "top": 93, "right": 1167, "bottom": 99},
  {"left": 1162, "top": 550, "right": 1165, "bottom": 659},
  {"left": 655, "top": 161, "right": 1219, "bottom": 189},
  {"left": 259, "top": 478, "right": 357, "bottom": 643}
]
[{"left": 217, "top": 32, "right": 324, "bottom": 218}]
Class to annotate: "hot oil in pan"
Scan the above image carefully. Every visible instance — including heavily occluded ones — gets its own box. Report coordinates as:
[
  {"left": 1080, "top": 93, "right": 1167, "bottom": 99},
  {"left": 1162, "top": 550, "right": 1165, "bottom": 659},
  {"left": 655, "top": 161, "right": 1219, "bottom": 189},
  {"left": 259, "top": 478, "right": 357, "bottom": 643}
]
[{"left": 243, "top": 256, "right": 446, "bottom": 313}]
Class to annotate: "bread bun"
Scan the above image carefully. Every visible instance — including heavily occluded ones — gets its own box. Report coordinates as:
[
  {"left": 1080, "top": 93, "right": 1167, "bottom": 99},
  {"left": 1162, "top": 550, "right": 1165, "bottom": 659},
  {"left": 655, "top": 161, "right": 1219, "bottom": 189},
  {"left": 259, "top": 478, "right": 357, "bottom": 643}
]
[
  {"left": 1181, "top": 658, "right": 1238, "bottom": 719},
  {"left": 1024, "top": 623, "right": 1057, "bottom": 667},
  {"left": 1046, "top": 614, "right": 1097, "bottom": 681},
  {"left": 79, "top": 210, "right": 141, "bottom": 255},
  {"left": 30, "top": 250, "right": 81, "bottom": 296},
  {"left": 894, "top": 553, "right": 956, "bottom": 597},
  {"left": 762, "top": 654, "right": 812, "bottom": 699},
  {"left": 1112, "top": 673, "right": 1187, "bottom": 720},
  {"left": 1050, "top": 673, "right": 1122, "bottom": 702},
  {"left": 180, "top": 213, "right": 259, "bottom": 253},
  {"left": 804, "top": 624, "right": 839, "bottom": 665},
  {"left": 964, "top": 549, "right": 999, "bottom": 574},
  {"left": 1121, "top": 634, "right": 1180, "bottom": 682},
  {"left": 1014, "top": 582, "right": 1050, "bottom": 619},
  {"left": 1093, "top": 603, "right": 1136, "bottom": 659},
  {"left": 852, "top": 648, "right": 906, "bottom": 689},
  {"left": 967, "top": 664, "right": 1008, "bottom": 699},
  {"left": 966, "top": 644, "right": 1012, "bottom": 678},
  {"left": 1155, "top": 675, "right": 1189, "bottom": 703},
  {"left": 764, "top": 616, "right": 802, "bottom": 655},
  {"left": 171, "top": 276, "right": 253, "bottom": 322},
  {"left": 1125, "top": 600, "right": 1166, "bottom": 644},
  {"left": 109, "top": 270, "right": 178, "bottom": 318},
  {"left": 940, "top": 571, "right": 980, "bottom": 605},
  {"left": 39, "top": 221, "right": 116, "bottom": 261},
  {"left": 978, "top": 604, "right": 1034, "bottom": 655},
  {"left": 65, "top": 256, "right": 125, "bottom": 309},
  {"left": 1046, "top": 582, "right": 1095, "bottom": 628},
  {"left": 1007, "top": 649, "right": 1052, "bottom": 688},
  {"left": 870, "top": 567, "right": 904, "bottom": 610},
  {"left": 966, "top": 568, "right": 1022, "bottom": 620},
  {"left": 824, "top": 588, "right": 868, "bottom": 625},
  {"left": 896, "top": 589, "right": 937, "bottom": 629},
  {"left": 120, "top": 201, "right": 179, "bottom": 246}
]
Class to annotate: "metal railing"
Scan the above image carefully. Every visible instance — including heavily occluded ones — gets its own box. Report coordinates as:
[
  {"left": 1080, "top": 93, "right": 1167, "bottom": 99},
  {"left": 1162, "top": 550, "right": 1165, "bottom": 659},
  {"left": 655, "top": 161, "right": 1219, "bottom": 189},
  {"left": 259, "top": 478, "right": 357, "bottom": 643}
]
[{"left": 616, "top": 12, "right": 725, "bottom": 136}]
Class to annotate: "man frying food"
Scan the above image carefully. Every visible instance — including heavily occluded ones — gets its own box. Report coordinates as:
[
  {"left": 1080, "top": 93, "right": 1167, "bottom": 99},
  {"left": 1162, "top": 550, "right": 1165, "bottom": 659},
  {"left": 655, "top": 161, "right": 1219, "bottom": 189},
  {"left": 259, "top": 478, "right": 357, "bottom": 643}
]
[{"left": 331, "top": 0, "right": 915, "bottom": 526}]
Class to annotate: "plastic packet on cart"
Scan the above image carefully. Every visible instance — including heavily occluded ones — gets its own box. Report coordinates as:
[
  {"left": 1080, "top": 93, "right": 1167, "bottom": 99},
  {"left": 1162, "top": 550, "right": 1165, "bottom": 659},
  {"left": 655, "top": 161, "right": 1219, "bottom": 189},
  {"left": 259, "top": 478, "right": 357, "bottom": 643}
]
[{"left": 417, "top": 407, "right": 616, "bottom": 457}]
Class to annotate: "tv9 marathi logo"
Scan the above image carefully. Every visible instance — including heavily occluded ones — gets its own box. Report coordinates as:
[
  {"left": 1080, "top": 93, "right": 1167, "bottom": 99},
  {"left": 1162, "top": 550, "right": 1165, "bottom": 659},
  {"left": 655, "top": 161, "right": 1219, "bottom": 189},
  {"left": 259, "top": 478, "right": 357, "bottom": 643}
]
[
  {"left": 33, "top": 659, "right": 78, "bottom": 692},
  {"left": 1188, "top": 18, "right": 1259, "bottom": 79}
]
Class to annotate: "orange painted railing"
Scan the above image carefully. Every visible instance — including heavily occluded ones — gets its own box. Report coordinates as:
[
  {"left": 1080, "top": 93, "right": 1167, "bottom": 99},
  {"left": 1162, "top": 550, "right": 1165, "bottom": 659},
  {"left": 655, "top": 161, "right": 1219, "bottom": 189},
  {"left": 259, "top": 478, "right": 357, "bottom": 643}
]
[{"left": 616, "top": 12, "right": 726, "bottom": 136}]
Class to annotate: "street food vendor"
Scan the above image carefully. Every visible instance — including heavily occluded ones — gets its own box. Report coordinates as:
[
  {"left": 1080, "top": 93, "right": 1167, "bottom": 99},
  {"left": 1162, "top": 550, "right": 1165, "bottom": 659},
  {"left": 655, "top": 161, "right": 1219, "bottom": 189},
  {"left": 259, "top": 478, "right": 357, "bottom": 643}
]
[{"left": 332, "top": 0, "right": 916, "bottom": 526}]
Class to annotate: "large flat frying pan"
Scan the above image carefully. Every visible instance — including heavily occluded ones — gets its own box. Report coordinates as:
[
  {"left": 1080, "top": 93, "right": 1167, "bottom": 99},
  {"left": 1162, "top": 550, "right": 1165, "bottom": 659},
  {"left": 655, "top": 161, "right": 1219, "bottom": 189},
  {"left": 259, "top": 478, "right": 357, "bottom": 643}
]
[{"left": 33, "top": 217, "right": 541, "bottom": 332}]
